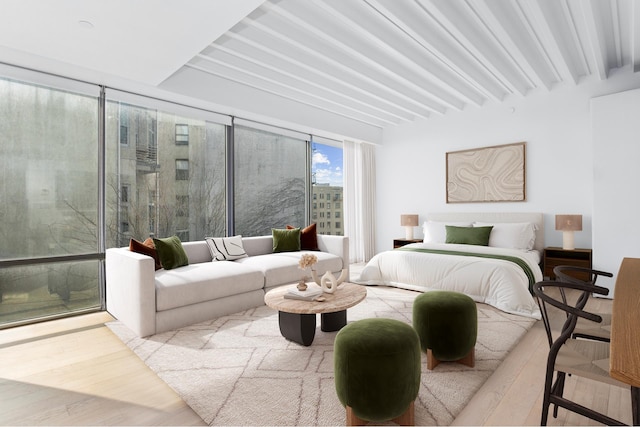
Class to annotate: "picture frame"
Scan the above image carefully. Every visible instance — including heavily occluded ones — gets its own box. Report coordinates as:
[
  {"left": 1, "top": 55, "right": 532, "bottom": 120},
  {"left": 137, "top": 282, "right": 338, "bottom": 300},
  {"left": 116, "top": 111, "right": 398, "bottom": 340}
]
[{"left": 446, "top": 142, "right": 526, "bottom": 203}]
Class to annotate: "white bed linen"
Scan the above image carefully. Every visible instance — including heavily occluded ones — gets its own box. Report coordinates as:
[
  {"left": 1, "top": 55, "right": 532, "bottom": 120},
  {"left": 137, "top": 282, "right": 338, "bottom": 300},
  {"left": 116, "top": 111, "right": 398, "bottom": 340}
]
[{"left": 356, "top": 242, "right": 542, "bottom": 319}]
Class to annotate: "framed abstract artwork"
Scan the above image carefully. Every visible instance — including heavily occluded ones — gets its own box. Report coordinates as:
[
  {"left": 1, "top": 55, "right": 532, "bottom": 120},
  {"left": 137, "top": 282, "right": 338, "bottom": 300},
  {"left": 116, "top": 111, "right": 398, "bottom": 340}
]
[{"left": 446, "top": 142, "right": 526, "bottom": 203}]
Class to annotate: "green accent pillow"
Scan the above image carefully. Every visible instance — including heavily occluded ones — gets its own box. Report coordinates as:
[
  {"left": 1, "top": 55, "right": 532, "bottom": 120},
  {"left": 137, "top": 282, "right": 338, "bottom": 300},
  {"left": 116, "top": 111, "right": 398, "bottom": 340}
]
[
  {"left": 445, "top": 225, "right": 493, "bottom": 246},
  {"left": 153, "top": 236, "right": 189, "bottom": 270},
  {"left": 272, "top": 228, "right": 301, "bottom": 253}
]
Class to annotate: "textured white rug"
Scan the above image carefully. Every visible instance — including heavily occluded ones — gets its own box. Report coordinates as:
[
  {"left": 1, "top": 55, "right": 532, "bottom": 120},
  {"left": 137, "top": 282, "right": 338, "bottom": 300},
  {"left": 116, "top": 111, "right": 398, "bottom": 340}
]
[{"left": 107, "top": 286, "right": 536, "bottom": 426}]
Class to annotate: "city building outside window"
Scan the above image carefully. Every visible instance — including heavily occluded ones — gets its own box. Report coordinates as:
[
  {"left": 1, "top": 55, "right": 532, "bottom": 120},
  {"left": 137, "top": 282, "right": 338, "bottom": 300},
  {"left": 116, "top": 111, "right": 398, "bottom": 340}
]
[
  {"left": 311, "top": 142, "right": 343, "bottom": 236},
  {"left": 106, "top": 101, "right": 227, "bottom": 249},
  {"left": 121, "top": 184, "right": 130, "bottom": 204},
  {"left": 175, "top": 123, "right": 189, "bottom": 145},
  {"left": 234, "top": 125, "right": 306, "bottom": 236},
  {"left": 175, "top": 159, "right": 189, "bottom": 180},
  {"left": 0, "top": 77, "right": 101, "bottom": 327}
]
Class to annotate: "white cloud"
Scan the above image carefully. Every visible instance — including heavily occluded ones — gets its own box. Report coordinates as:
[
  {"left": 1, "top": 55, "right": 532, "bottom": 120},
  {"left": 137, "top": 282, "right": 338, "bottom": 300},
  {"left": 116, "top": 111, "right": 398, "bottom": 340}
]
[
  {"left": 312, "top": 152, "right": 330, "bottom": 166},
  {"left": 314, "top": 167, "right": 342, "bottom": 186}
]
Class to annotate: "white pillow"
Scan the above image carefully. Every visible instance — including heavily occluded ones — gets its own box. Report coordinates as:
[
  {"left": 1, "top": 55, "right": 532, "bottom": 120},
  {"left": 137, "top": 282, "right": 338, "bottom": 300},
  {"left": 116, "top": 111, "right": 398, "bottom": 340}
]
[
  {"left": 423, "top": 221, "right": 473, "bottom": 243},
  {"left": 473, "top": 222, "right": 537, "bottom": 250},
  {"left": 205, "top": 235, "right": 248, "bottom": 261}
]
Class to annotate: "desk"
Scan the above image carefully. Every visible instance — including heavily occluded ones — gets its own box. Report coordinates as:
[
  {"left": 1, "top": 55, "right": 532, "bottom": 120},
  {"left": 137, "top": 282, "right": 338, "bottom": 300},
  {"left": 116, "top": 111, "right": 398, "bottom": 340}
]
[{"left": 610, "top": 257, "right": 640, "bottom": 425}]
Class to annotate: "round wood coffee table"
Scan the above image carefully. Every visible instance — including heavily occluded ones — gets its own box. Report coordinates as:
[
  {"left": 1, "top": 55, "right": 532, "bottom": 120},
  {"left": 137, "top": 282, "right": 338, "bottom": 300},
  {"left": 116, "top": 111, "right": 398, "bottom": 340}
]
[{"left": 264, "top": 282, "right": 367, "bottom": 346}]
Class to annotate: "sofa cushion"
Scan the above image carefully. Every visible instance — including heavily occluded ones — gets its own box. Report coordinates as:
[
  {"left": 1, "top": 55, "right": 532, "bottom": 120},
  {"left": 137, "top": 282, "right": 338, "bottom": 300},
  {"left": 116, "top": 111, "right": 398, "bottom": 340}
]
[
  {"left": 235, "top": 251, "right": 343, "bottom": 288},
  {"left": 205, "top": 235, "right": 248, "bottom": 261},
  {"left": 129, "top": 238, "right": 162, "bottom": 270},
  {"left": 272, "top": 228, "right": 301, "bottom": 252},
  {"left": 153, "top": 236, "right": 189, "bottom": 270},
  {"left": 155, "top": 261, "right": 264, "bottom": 312},
  {"left": 287, "top": 223, "right": 319, "bottom": 251}
]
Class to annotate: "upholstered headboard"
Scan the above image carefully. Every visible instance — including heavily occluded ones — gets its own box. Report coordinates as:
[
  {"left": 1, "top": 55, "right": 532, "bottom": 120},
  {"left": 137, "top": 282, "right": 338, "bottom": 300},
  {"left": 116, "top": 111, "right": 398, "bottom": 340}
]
[{"left": 425, "top": 212, "right": 545, "bottom": 253}]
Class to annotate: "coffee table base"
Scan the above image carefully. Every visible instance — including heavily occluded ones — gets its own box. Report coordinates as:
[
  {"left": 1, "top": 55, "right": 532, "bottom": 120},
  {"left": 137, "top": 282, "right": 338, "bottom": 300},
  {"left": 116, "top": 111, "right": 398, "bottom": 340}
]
[
  {"left": 278, "top": 310, "right": 347, "bottom": 346},
  {"left": 321, "top": 310, "right": 346, "bottom": 332}
]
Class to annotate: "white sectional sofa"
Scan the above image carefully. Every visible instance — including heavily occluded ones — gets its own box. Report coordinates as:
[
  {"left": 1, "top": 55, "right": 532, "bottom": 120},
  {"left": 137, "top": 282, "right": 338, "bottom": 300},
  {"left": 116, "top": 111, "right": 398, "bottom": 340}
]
[{"left": 106, "top": 234, "right": 349, "bottom": 337}]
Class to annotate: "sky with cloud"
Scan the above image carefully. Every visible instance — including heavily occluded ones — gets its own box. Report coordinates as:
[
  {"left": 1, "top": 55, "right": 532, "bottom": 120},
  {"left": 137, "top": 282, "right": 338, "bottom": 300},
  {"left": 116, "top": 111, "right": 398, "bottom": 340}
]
[{"left": 312, "top": 143, "right": 343, "bottom": 187}]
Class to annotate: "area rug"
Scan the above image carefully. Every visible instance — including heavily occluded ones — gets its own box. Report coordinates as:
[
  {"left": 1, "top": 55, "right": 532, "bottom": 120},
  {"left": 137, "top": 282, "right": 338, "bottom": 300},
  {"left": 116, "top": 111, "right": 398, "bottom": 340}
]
[{"left": 107, "top": 286, "right": 536, "bottom": 426}]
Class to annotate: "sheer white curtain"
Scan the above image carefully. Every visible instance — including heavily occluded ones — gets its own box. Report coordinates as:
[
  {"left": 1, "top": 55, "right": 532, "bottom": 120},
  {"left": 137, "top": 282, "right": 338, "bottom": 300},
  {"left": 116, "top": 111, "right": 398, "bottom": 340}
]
[{"left": 343, "top": 140, "right": 376, "bottom": 263}]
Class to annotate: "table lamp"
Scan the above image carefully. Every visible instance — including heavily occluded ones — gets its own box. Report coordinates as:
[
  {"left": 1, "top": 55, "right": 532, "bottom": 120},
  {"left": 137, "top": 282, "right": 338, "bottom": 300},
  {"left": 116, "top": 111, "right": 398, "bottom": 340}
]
[
  {"left": 401, "top": 214, "right": 419, "bottom": 240},
  {"left": 555, "top": 214, "right": 582, "bottom": 250}
]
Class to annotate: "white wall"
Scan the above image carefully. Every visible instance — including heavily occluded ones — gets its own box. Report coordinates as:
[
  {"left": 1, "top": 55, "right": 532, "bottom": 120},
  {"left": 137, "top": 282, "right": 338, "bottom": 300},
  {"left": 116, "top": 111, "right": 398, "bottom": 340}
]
[
  {"left": 592, "top": 88, "right": 640, "bottom": 294},
  {"left": 376, "top": 69, "right": 640, "bottom": 259}
]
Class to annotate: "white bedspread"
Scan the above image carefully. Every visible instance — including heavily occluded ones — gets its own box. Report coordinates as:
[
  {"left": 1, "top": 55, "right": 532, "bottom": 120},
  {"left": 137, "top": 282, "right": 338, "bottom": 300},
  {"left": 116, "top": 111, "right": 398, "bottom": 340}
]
[{"left": 356, "top": 242, "right": 542, "bottom": 319}]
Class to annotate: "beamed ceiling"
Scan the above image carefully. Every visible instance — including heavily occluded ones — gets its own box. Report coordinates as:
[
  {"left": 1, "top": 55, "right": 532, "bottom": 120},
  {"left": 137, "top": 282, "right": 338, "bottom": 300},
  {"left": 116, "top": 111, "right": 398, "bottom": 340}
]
[{"left": 1, "top": 0, "right": 638, "bottom": 135}]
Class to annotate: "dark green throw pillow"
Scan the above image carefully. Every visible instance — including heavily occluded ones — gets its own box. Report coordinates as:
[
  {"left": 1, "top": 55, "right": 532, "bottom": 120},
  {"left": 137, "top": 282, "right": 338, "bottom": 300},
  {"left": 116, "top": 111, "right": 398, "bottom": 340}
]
[
  {"left": 153, "top": 235, "right": 189, "bottom": 270},
  {"left": 272, "top": 227, "right": 301, "bottom": 253},
  {"left": 445, "top": 225, "right": 493, "bottom": 246}
]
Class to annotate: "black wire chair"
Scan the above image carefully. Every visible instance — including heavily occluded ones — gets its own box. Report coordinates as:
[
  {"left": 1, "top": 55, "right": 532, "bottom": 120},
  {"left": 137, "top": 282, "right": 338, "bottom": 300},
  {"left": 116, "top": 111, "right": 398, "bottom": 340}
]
[
  {"left": 553, "top": 265, "right": 613, "bottom": 342},
  {"left": 533, "top": 279, "right": 628, "bottom": 426}
]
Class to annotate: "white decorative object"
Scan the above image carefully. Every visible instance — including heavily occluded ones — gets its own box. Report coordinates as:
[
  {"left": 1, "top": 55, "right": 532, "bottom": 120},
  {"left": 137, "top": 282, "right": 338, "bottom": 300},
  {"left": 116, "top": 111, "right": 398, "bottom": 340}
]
[
  {"left": 321, "top": 271, "right": 338, "bottom": 293},
  {"left": 311, "top": 269, "right": 348, "bottom": 293}
]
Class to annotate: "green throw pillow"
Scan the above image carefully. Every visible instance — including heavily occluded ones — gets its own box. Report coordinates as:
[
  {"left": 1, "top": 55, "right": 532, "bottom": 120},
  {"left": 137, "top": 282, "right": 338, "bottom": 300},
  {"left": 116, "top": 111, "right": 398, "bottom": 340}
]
[
  {"left": 272, "top": 228, "right": 301, "bottom": 253},
  {"left": 153, "top": 236, "right": 189, "bottom": 270},
  {"left": 445, "top": 225, "right": 493, "bottom": 246}
]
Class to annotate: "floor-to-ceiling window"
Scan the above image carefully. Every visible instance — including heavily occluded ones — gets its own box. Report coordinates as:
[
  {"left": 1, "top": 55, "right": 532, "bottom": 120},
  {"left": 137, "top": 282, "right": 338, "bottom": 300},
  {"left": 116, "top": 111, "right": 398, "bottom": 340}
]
[
  {"left": 233, "top": 124, "right": 308, "bottom": 236},
  {"left": 0, "top": 66, "right": 343, "bottom": 329},
  {"left": 312, "top": 140, "right": 344, "bottom": 236},
  {"left": 105, "top": 92, "right": 228, "bottom": 246},
  {"left": 0, "top": 75, "right": 101, "bottom": 327}
]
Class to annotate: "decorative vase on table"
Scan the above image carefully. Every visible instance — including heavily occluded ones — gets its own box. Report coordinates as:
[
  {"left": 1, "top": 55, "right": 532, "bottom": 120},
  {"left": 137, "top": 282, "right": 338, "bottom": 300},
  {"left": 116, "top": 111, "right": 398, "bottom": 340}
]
[
  {"left": 298, "top": 254, "right": 318, "bottom": 292},
  {"left": 311, "top": 268, "right": 349, "bottom": 294}
]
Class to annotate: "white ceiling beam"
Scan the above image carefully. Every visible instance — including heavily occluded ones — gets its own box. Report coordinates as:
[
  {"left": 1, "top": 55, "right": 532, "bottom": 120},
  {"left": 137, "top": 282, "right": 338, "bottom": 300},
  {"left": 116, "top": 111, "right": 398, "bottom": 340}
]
[
  {"left": 561, "top": 0, "right": 591, "bottom": 75},
  {"left": 307, "top": 0, "right": 476, "bottom": 109},
  {"left": 466, "top": 0, "right": 551, "bottom": 91},
  {"left": 264, "top": 1, "right": 459, "bottom": 112},
  {"left": 610, "top": 0, "right": 623, "bottom": 68},
  {"left": 633, "top": 0, "right": 640, "bottom": 73},
  {"left": 516, "top": 0, "right": 578, "bottom": 85},
  {"left": 578, "top": 0, "right": 608, "bottom": 80},
  {"left": 185, "top": 61, "right": 395, "bottom": 128},
  {"left": 200, "top": 45, "right": 414, "bottom": 123},
  {"left": 357, "top": 0, "right": 493, "bottom": 104},
  {"left": 415, "top": 0, "right": 525, "bottom": 97},
  {"left": 240, "top": 19, "right": 435, "bottom": 118}
]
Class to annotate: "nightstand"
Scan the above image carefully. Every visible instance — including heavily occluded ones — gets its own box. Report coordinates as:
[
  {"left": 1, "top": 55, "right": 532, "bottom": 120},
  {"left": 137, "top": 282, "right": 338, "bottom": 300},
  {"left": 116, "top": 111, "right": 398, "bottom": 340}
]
[
  {"left": 393, "top": 238, "right": 423, "bottom": 249},
  {"left": 543, "top": 247, "right": 593, "bottom": 281}
]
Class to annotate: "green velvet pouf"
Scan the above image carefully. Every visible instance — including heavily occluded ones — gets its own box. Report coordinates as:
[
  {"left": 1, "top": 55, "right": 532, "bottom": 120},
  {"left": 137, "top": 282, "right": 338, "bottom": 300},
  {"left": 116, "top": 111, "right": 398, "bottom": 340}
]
[
  {"left": 334, "top": 318, "right": 421, "bottom": 423},
  {"left": 412, "top": 291, "right": 477, "bottom": 369}
]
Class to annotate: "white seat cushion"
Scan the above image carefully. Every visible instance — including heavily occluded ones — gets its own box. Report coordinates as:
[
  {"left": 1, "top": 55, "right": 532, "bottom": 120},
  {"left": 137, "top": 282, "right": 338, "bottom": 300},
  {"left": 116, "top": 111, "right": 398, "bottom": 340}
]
[
  {"left": 235, "top": 251, "right": 343, "bottom": 288},
  {"left": 155, "top": 261, "right": 263, "bottom": 311}
]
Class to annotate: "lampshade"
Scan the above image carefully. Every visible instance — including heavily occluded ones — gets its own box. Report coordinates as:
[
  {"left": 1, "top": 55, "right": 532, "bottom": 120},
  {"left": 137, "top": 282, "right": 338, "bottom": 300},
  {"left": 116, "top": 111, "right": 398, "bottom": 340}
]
[
  {"left": 555, "top": 214, "right": 582, "bottom": 250},
  {"left": 400, "top": 214, "right": 419, "bottom": 227},
  {"left": 555, "top": 215, "right": 582, "bottom": 231},
  {"left": 401, "top": 214, "right": 419, "bottom": 240}
]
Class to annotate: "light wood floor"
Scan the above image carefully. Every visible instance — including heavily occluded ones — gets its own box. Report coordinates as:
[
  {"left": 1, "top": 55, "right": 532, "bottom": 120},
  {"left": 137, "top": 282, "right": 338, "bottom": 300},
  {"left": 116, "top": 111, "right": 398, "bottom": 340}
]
[{"left": 0, "top": 289, "right": 632, "bottom": 426}]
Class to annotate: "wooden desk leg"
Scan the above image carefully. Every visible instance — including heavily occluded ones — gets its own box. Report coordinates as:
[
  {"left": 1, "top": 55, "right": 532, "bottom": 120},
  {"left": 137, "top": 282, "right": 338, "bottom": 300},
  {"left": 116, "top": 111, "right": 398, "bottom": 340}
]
[{"left": 632, "top": 386, "right": 639, "bottom": 426}]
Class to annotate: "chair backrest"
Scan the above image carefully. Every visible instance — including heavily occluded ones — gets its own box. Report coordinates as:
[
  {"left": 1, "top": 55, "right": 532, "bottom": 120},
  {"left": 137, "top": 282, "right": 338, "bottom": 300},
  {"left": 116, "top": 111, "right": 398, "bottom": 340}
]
[
  {"left": 533, "top": 280, "right": 609, "bottom": 348},
  {"left": 553, "top": 265, "right": 613, "bottom": 286},
  {"left": 551, "top": 266, "right": 613, "bottom": 320}
]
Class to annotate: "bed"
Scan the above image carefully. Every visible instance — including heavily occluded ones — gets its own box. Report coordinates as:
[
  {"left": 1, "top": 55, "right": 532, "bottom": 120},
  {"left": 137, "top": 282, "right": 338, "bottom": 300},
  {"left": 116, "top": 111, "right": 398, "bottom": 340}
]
[{"left": 356, "top": 212, "right": 544, "bottom": 319}]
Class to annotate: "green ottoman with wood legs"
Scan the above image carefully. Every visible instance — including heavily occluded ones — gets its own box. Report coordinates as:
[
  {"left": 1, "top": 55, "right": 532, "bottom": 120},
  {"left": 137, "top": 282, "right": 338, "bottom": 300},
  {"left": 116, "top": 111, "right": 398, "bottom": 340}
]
[
  {"left": 412, "top": 290, "right": 477, "bottom": 370},
  {"left": 334, "top": 318, "right": 421, "bottom": 426}
]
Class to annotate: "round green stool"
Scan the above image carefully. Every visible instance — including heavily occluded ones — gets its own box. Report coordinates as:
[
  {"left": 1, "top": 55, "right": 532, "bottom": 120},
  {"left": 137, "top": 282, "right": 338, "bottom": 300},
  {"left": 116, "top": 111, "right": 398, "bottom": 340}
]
[
  {"left": 412, "top": 290, "right": 477, "bottom": 370},
  {"left": 334, "top": 318, "right": 421, "bottom": 426}
]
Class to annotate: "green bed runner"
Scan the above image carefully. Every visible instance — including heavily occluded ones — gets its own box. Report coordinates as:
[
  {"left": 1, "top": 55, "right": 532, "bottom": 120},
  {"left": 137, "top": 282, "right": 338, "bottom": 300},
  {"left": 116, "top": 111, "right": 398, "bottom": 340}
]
[{"left": 397, "top": 246, "right": 537, "bottom": 294}]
